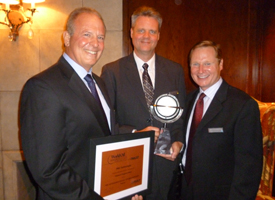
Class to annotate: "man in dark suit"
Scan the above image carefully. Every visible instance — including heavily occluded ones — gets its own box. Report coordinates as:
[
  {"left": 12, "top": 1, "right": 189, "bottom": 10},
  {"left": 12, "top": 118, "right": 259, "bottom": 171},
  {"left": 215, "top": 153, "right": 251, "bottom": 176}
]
[
  {"left": 101, "top": 6, "right": 186, "bottom": 200},
  {"left": 20, "top": 7, "right": 142, "bottom": 200},
  {"left": 181, "top": 40, "right": 263, "bottom": 200}
]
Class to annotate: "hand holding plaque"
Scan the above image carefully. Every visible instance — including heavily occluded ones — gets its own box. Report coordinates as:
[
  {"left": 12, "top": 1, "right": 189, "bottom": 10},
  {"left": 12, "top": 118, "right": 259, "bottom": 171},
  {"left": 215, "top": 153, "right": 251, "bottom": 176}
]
[{"left": 150, "top": 92, "right": 183, "bottom": 154}]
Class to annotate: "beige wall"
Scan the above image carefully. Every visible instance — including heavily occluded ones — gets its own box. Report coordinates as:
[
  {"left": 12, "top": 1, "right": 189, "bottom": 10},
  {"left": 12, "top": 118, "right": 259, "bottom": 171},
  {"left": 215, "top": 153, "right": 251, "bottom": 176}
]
[{"left": 0, "top": 0, "right": 123, "bottom": 199}]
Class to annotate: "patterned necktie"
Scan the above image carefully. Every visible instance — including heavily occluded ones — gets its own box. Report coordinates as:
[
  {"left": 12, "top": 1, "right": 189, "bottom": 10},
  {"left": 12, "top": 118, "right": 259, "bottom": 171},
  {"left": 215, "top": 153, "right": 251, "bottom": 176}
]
[
  {"left": 185, "top": 93, "right": 206, "bottom": 185},
  {"left": 142, "top": 63, "right": 154, "bottom": 124},
  {"left": 142, "top": 63, "right": 154, "bottom": 108}
]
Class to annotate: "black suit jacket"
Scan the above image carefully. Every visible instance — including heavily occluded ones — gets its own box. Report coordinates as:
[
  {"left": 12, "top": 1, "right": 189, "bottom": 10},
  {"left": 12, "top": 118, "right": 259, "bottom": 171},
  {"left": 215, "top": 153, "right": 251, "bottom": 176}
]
[
  {"left": 101, "top": 53, "right": 186, "bottom": 199},
  {"left": 20, "top": 56, "right": 115, "bottom": 200},
  {"left": 182, "top": 80, "right": 263, "bottom": 200}
]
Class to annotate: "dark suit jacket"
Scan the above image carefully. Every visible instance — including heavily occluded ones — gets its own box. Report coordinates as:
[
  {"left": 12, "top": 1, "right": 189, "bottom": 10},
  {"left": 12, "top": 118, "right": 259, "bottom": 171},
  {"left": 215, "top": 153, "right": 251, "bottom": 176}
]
[
  {"left": 101, "top": 53, "right": 186, "bottom": 199},
  {"left": 20, "top": 56, "right": 115, "bottom": 200},
  {"left": 182, "top": 80, "right": 263, "bottom": 200}
]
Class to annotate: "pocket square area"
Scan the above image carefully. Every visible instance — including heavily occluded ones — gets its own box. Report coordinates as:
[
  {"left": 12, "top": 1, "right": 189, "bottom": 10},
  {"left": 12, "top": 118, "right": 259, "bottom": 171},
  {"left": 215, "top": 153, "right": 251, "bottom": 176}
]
[{"left": 208, "top": 127, "right": 224, "bottom": 133}]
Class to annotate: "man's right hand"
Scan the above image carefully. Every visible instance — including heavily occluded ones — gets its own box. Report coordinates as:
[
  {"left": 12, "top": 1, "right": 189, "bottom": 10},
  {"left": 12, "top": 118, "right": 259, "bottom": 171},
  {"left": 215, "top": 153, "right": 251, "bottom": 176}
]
[{"left": 135, "top": 126, "right": 160, "bottom": 143}]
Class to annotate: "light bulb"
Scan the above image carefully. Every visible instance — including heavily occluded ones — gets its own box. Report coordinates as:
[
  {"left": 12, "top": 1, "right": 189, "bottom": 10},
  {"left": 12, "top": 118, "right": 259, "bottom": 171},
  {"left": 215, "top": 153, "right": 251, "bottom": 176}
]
[
  {"left": 8, "top": 32, "right": 13, "bottom": 41},
  {"left": 6, "top": 4, "right": 10, "bottom": 10},
  {"left": 28, "top": 28, "right": 34, "bottom": 39}
]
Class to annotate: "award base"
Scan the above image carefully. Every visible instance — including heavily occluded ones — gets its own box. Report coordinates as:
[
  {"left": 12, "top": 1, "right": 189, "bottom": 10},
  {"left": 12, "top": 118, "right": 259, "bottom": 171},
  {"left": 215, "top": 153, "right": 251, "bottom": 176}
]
[{"left": 154, "top": 127, "right": 171, "bottom": 154}]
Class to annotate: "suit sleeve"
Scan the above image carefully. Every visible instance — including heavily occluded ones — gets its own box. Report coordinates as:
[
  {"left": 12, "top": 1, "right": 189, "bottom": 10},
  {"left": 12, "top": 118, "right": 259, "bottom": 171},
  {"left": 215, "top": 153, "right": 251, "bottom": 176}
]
[
  {"left": 101, "top": 65, "right": 135, "bottom": 134},
  {"left": 229, "top": 98, "right": 263, "bottom": 200},
  {"left": 170, "top": 64, "right": 186, "bottom": 143},
  {"left": 20, "top": 78, "right": 103, "bottom": 200},
  {"left": 101, "top": 65, "right": 116, "bottom": 109}
]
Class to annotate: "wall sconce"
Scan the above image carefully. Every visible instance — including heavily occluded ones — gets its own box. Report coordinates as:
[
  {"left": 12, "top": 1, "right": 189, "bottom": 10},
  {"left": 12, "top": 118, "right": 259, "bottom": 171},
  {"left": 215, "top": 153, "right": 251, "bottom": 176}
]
[{"left": 0, "top": 0, "right": 45, "bottom": 41}]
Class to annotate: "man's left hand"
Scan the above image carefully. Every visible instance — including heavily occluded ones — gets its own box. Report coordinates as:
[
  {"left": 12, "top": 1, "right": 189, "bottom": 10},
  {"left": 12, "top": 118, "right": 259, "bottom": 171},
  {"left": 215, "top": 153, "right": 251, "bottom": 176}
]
[{"left": 156, "top": 141, "right": 183, "bottom": 161}]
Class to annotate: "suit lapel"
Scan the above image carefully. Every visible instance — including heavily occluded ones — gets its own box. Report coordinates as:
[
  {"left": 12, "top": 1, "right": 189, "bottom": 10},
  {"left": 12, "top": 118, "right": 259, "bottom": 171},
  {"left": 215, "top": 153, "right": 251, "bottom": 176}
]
[
  {"left": 196, "top": 81, "right": 228, "bottom": 132},
  {"left": 154, "top": 55, "right": 168, "bottom": 98},
  {"left": 58, "top": 57, "right": 111, "bottom": 136},
  {"left": 93, "top": 74, "right": 115, "bottom": 135},
  {"left": 125, "top": 54, "right": 148, "bottom": 109},
  {"left": 93, "top": 74, "right": 111, "bottom": 108},
  {"left": 58, "top": 57, "right": 93, "bottom": 107}
]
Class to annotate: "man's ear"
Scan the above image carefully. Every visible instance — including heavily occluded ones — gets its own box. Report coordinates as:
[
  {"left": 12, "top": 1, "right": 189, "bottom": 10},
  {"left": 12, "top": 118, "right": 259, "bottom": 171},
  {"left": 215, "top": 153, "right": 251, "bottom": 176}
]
[
  {"left": 130, "top": 28, "right": 133, "bottom": 39},
  {"left": 63, "top": 31, "right": 71, "bottom": 47},
  {"left": 219, "top": 59, "right": 224, "bottom": 70}
]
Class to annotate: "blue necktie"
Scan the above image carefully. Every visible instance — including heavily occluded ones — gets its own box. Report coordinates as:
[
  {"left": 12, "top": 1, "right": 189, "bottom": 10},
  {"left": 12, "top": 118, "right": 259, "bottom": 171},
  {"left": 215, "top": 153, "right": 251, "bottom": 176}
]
[
  {"left": 84, "top": 74, "right": 101, "bottom": 104},
  {"left": 84, "top": 74, "right": 111, "bottom": 135}
]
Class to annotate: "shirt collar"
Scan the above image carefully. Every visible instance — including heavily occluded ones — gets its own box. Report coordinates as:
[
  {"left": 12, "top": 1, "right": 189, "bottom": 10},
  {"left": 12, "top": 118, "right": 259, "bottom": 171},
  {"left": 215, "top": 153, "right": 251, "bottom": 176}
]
[
  {"left": 63, "top": 53, "right": 92, "bottom": 79},
  {"left": 133, "top": 52, "right": 155, "bottom": 72},
  {"left": 199, "top": 78, "right": 223, "bottom": 99}
]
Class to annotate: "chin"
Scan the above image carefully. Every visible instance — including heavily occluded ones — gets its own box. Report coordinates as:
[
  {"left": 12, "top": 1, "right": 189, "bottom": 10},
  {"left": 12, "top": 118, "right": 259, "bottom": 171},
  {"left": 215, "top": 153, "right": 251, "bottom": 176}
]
[{"left": 197, "top": 82, "right": 208, "bottom": 88}]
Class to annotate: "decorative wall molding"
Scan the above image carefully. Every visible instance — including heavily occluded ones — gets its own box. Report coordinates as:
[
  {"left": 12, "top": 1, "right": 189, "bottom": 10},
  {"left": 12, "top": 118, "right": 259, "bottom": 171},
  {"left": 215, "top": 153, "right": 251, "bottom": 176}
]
[{"left": 3, "top": 151, "right": 35, "bottom": 200}]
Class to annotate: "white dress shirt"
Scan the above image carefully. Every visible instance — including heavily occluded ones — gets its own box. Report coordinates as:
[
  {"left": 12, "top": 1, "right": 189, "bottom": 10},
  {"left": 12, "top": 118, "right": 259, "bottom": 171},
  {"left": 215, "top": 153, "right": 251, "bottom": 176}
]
[{"left": 133, "top": 52, "right": 156, "bottom": 88}]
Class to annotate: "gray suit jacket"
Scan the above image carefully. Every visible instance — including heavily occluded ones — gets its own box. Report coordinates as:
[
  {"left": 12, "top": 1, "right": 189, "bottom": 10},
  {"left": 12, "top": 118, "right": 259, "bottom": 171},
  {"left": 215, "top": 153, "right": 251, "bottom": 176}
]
[
  {"left": 182, "top": 80, "right": 263, "bottom": 200},
  {"left": 101, "top": 53, "right": 186, "bottom": 199},
  {"left": 20, "top": 56, "right": 115, "bottom": 200}
]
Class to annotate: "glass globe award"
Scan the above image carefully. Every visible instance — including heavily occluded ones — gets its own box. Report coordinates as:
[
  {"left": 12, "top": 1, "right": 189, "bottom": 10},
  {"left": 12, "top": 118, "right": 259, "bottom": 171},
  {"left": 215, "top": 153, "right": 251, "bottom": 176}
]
[{"left": 150, "top": 92, "right": 183, "bottom": 154}]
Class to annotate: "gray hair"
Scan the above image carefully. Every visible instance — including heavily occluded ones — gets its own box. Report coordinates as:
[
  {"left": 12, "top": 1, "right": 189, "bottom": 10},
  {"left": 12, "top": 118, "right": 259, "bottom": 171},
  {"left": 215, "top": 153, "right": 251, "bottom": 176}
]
[
  {"left": 131, "top": 6, "right": 162, "bottom": 31},
  {"left": 66, "top": 7, "right": 106, "bottom": 35}
]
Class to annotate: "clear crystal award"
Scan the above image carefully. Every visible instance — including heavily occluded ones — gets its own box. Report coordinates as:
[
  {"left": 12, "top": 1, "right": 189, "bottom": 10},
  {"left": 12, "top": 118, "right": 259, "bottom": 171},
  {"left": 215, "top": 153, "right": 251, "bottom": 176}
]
[{"left": 150, "top": 92, "right": 183, "bottom": 154}]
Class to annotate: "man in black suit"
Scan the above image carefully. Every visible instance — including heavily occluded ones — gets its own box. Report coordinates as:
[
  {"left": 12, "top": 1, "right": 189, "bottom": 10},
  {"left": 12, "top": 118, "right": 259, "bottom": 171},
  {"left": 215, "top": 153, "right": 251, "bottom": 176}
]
[
  {"left": 20, "top": 7, "right": 142, "bottom": 200},
  {"left": 101, "top": 6, "right": 186, "bottom": 200},
  {"left": 181, "top": 40, "right": 263, "bottom": 200}
]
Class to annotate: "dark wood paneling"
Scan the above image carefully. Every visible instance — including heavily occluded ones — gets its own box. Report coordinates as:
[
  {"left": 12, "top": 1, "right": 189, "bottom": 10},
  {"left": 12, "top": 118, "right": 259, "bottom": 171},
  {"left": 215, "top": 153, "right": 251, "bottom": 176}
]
[
  {"left": 247, "top": 0, "right": 263, "bottom": 100},
  {"left": 123, "top": 0, "right": 275, "bottom": 102},
  {"left": 261, "top": 0, "right": 275, "bottom": 102}
]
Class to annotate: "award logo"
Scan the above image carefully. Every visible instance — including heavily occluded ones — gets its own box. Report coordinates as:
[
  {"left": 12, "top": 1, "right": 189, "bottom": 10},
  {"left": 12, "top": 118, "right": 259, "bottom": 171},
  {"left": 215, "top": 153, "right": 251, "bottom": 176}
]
[{"left": 150, "top": 92, "right": 183, "bottom": 154}]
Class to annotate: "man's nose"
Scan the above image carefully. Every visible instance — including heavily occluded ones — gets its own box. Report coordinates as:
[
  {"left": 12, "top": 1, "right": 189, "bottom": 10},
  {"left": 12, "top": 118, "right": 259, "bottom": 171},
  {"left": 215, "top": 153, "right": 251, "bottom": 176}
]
[
  {"left": 143, "top": 31, "right": 150, "bottom": 38},
  {"left": 90, "top": 37, "right": 99, "bottom": 47},
  {"left": 198, "top": 64, "right": 204, "bottom": 73}
]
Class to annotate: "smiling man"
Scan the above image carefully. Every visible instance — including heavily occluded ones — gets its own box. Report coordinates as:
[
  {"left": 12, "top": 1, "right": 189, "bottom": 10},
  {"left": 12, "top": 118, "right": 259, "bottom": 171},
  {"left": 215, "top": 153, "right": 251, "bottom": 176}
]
[
  {"left": 181, "top": 40, "right": 263, "bottom": 200},
  {"left": 101, "top": 6, "right": 186, "bottom": 200},
  {"left": 20, "top": 7, "right": 143, "bottom": 200},
  {"left": 20, "top": 7, "right": 111, "bottom": 200}
]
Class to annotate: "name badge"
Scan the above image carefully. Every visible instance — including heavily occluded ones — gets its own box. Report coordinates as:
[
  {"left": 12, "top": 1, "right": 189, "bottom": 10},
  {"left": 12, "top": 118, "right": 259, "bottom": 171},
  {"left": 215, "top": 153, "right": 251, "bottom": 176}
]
[{"left": 208, "top": 127, "right": 223, "bottom": 133}]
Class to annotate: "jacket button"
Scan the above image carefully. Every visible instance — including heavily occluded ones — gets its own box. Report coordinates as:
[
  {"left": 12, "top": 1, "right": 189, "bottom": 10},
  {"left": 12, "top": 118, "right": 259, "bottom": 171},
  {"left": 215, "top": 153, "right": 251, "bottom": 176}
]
[{"left": 146, "top": 119, "right": 151, "bottom": 123}]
